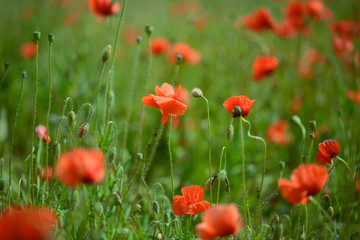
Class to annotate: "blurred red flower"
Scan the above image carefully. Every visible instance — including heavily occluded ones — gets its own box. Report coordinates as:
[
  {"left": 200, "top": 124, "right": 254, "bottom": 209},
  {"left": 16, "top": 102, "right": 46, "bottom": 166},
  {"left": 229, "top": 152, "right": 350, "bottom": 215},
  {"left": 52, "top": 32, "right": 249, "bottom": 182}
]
[
  {"left": 55, "top": 148, "right": 106, "bottom": 187},
  {"left": 151, "top": 38, "right": 171, "bottom": 55},
  {"left": 20, "top": 42, "right": 36, "bottom": 59},
  {"left": 347, "top": 88, "right": 360, "bottom": 106},
  {"left": 172, "top": 185, "right": 210, "bottom": 216},
  {"left": 223, "top": 96, "right": 256, "bottom": 118},
  {"left": 0, "top": 207, "right": 57, "bottom": 240},
  {"left": 291, "top": 96, "right": 302, "bottom": 113},
  {"left": 42, "top": 167, "right": 55, "bottom": 181},
  {"left": 252, "top": 56, "right": 279, "bottom": 81},
  {"left": 35, "top": 125, "right": 47, "bottom": 138},
  {"left": 142, "top": 83, "right": 187, "bottom": 124},
  {"left": 330, "top": 20, "right": 359, "bottom": 39},
  {"left": 332, "top": 36, "right": 354, "bottom": 56},
  {"left": 42, "top": 134, "right": 51, "bottom": 144},
  {"left": 316, "top": 140, "right": 340, "bottom": 165},
  {"left": 278, "top": 163, "right": 328, "bottom": 204},
  {"left": 167, "top": 42, "right": 201, "bottom": 65},
  {"left": 285, "top": 1, "right": 306, "bottom": 29},
  {"left": 266, "top": 120, "right": 290, "bottom": 146},
  {"left": 195, "top": 204, "right": 243, "bottom": 240},
  {"left": 306, "top": 48, "right": 326, "bottom": 64},
  {"left": 239, "top": 8, "right": 277, "bottom": 32},
  {"left": 123, "top": 27, "right": 140, "bottom": 45},
  {"left": 275, "top": 20, "right": 300, "bottom": 38},
  {"left": 88, "top": 0, "right": 120, "bottom": 17},
  {"left": 306, "top": 0, "right": 332, "bottom": 21}
]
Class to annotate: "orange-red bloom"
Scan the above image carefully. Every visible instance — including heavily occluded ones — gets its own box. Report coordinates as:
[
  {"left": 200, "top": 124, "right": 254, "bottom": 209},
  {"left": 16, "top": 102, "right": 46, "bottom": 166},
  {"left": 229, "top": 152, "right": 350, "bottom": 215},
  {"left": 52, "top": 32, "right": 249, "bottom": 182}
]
[
  {"left": 172, "top": 185, "right": 210, "bottom": 216},
  {"left": 239, "top": 8, "right": 277, "bottom": 32},
  {"left": 88, "top": 0, "right": 120, "bottom": 17},
  {"left": 20, "top": 42, "right": 36, "bottom": 59},
  {"left": 195, "top": 204, "right": 243, "bottom": 240},
  {"left": 55, "top": 148, "right": 106, "bottom": 187},
  {"left": 0, "top": 207, "right": 57, "bottom": 240},
  {"left": 223, "top": 96, "right": 256, "bottom": 118},
  {"left": 306, "top": 0, "right": 332, "bottom": 21},
  {"left": 347, "top": 88, "right": 360, "bottom": 106},
  {"left": 150, "top": 38, "right": 171, "bottom": 55},
  {"left": 330, "top": 20, "right": 359, "bottom": 39},
  {"left": 332, "top": 36, "right": 354, "bottom": 56},
  {"left": 275, "top": 20, "right": 300, "bottom": 38},
  {"left": 306, "top": 48, "right": 326, "bottom": 64},
  {"left": 252, "top": 56, "right": 279, "bottom": 81},
  {"left": 266, "top": 120, "right": 290, "bottom": 146},
  {"left": 42, "top": 167, "right": 55, "bottom": 181},
  {"left": 316, "top": 140, "right": 340, "bottom": 165},
  {"left": 142, "top": 83, "right": 187, "bottom": 124},
  {"left": 167, "top": 42, "right": 201, "bottom": 65},
  {"left": 278, "top": 163, "right": 329, "bottom": 204},
  {"left": 285, "top": 1, "right": 306, "bottom": 29}
]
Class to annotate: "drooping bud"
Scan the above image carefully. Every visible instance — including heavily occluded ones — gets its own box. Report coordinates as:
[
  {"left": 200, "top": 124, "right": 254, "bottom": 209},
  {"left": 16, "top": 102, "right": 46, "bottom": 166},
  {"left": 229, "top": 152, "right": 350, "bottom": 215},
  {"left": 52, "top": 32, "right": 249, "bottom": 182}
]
[
  {"left": 67, "top": 111, "right": 76, "bottom": 130},
  {"left": 113, "top": 192, "right": 122, "bottom": 207},
  {"left": 176, "top": 54, "right": 183, "bottom": 64},
  {"left": 309, "top": 120, "right": 316, "bottom": 132},
  {"left": 21, "top": 71, "right": 27, "bottom": 79},
  {"left": 136, "top": 36, "right": 142, "bottom": 44},
  {"left": 102, "top": 44, "right": 111, "bottom": 63},
  {"left": 48, "top": 33, "right": 55, "bottom": 43},
  {"left": 145, "top": 25, "right": 153, "bottom": 37},
  {"left": 152, "top": 201, "right": 160, "bottom": 214},
  {"left": 226, "top": 124, "right": 234, "bottom": 141},
  {"left": 33, "top": 31, "right": 41, "bottom": 42},
  {"left": 232, "top": 106, "right": 242, "bottom": 118},
  {"left": 42, "top": 134, "right": 51, "bottom": 144},
  {"left": 327, "top": 206, "right": 334, "bottom": 218},
  {"left": 4, "top": 61, "right": 10, "bottom": 71},
  {"left": 278, "top": 161, "right": 285, "bottom": 169},
  {"left": 191, "top": 88, "right": 203, "bottom": 98},
  {"left": 134, "top": 204, "right": 142, "bottom": 212},
  {"left": 108, "top": 146, "right": 117, "bottom": 162},
  {"left": 78, "top": 123, "right": 89, "bottom": 138},
  {"left": 291, "top": 115, "right": 302, "bottom": 125}
]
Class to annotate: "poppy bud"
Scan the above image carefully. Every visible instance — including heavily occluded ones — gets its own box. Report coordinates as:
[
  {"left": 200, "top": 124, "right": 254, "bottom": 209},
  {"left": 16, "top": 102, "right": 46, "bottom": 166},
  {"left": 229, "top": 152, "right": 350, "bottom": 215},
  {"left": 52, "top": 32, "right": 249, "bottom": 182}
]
[
  {"left": 224, "top": 177, "right": 230, "bottom": 194},
  {"left": 205, "top": 175, "right": 218, "bottom": 190},
  {"left": 113, "top": 192, "right": 122, "bottom": 207},
  {"left": 136, "top": 36, "right": 142, "bottom": 44},
  {"left": 102, "top": 44, "right": 111, "bottom": 63},
  {"left": 152, "top": 201, "right": 160, "bottom": 214},
  {"left": 33, "top": 30, "right": 41, "bottom": 42},
  {"left": 232, "top": 106, "right": 242, "bottom": 118},
  {"left": 108, "top": 146, "right": 117, "bottom": 163},
  {"left": 109, "top": 90, "right": 115, "bottom": 108},
  {"left": 42, "top": 134, "right": 51, "bottom": 144},
  {"left": 71, "top": 190, "right": 79, "bottom": 208},
  {"left": 309, "top": 132, "right": 315, "bottom": 140},
  {"left": 145, "top": 25, "right": 153, "bottom": 37},
  {"left": 164, "top": 210, "right": 174, "bottom": 223},
  {"left": 291, "top": 115, "right": 302, "bottom": 125},
  {"left": 134, "top": 204, "right": 142, "bottom": 212},
  {"left": 309, "top": 120, "right": 316, "bottom": 132},
  {"left": 4, "top": 61, "right": 10, "bottom": 71},
  {"left": 278, "top": 161, "right": 285, "bottom": 169},
  {"left": 67, "top": 111, "right": 76, "bottom": 130},
  {"left": 157, "top": 233, "right": 162, "bottom": 239},
  {"left": 21, "top": 71, "right": 27, "bottom": 79},
  {"left": 191, "top": 88, "right": 203, "bottom": 98},
  {"left": 226, "top": 124, "right": 234, "bottom": 141},
  {"left": 78, "top": 123, "right": 89, "bottom": 138},
  {"left": 0, "top": 179, "right": 5, "bottom": 191},
  {"left": 327, "top": 206, "right": 334, "bottom": 218},
  {"left": 48, "top": 33, "right": 55, "bottom": 43},
  {"left": 176, "top": 54, "right": 183, "bottom": 64}
]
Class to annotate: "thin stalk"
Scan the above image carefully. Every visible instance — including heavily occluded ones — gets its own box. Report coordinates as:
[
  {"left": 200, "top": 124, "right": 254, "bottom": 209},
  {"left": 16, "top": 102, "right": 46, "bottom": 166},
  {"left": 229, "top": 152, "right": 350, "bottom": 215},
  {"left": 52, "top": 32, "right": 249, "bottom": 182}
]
[
  {"left": 94, "top": 61, "right": 105, "bottom": 142},
  {"left": 217, "top": 147, "right": 226, "bottom": 204},
  {"left": 45, "top": 38, "right": 53, "bottom": 194},
  {"left": 144, "top": 124, "right": 164, "bottom": 177},
  {"left": 170, "top": 63, "right": 180, "bottom": 85},
  {"left": 201, "top": 96, "right": 212, "bottom": 205},
  {"left": 168, "top": 115, "right": 174, "bottom": 198},
  {"left": 104, "top": 70, "right": 112, "bottom": 125},
  {"left": 8, "top": 72, "right": 26, "bottom": 195},
  {"left": 307, "top": 137, "right": 315, "bottom": 163},
  {"left": 305, "top": 204, "right": 309, "bottom": 236},
  {"left": 30, "top": 39, "right": 40, "bottom": 205}
]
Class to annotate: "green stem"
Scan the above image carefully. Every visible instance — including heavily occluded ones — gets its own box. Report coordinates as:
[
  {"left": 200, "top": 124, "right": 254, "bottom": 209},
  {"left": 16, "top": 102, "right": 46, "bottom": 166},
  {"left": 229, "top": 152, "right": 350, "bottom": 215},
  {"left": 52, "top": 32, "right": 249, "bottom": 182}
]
[
  {"left": 217, "top": 147, "right": 226, "bottom": 204},
  {"left": 94, "top": 61, "right": 105, "bottom": 143},
  {"left": 337, "top": 156, "right": 352, "bottom": 172},
  {"left": 307, "top": 137, "right": 314, "bottom": 163},
  {"left": 168, "top": 115, "right": 174, "bottom": 198},
  {"left": 305, "top": 204, "right": 309, "bottom": 236},
  {"left": 170, "top": 63, "right": 180, "bottom": 85},
  {"left": 201, "top": 96, "right": 212, "bottom": 205}
]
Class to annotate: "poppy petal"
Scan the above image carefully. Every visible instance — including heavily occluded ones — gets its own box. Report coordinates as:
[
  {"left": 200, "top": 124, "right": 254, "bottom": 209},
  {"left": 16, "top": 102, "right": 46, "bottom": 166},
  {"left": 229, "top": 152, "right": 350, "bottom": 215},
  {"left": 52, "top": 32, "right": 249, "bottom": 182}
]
[
  {"left": 154, "top": 97, "right": 187, "bottom": 117},
  {"left": 278, "top": 179, "right": 308, "bottom": 204},
  {"left": 172, "top": 195, "right": 185, "bottom": 216},
  {"left": 316, "top": 151, "right": 332, "bottom": 165},
  {"left": 196, "top": 223, "right": 217, "bottom": 240},
  {"left": 181, "top": 185, "right": 204, "bottom": 204},
  {"left": 184, "top": 201, "right": 210, "bottom": 215},
  {"left": 142, "top": 95, "right": 159, "bottom": 108},
  {"left": 318, "top": 140, "right": 340, "bottom": 158},
  {"left": 155, "top": 83, "right": 175, "bottom": 98}
]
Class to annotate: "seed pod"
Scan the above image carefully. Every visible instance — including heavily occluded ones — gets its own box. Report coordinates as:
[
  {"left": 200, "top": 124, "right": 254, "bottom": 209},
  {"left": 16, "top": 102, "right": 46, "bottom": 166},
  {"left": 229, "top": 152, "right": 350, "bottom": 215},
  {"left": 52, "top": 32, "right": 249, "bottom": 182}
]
[
  {"left": 102, "top": 44, "right": 111, "bottom": 63},
  {"left": 226, "top": 124, "right": 234, "bottom": 141},
  {"left": 176, "top": 54, "right": 183, "bottom": 64},
  {"left": 21, "top": 71, "right": 27, "bottom": 79},
  {"left": 278, "top": 161, "right": 285, "bottom": 169},
  {"left": 67, "top": 111, "right": 76, "bottom": 130},
  {"left": 145, "top": 25, "right": 153, "bottom": 37},
  {"left": 48, "top": 33, "right": 55, "bottom": 43},
  {"left": 327, "top": 206, "right": 334, "bottom": 218},
  {"left": 232, "top": 106, "right": 242, "bottom": 118},
  {"left": 33, "top": 31, "right": 41, "bottom": 42},
  {"left": 191, "top": 88, "right": 203, "bottom": 98},
  {"left": 136, "top": 36, "right": 142, "bottom": 44}
]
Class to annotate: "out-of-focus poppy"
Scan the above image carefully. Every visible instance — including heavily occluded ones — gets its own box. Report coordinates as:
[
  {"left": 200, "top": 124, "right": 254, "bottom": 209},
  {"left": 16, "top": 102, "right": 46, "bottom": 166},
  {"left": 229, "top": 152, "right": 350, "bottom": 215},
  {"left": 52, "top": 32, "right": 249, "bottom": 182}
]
[
  {"left": 167, "top": 42, "right": 201, "bottom": 65},
  {"left": 316, "top": 140, "right": 340, "bottom": 165},
  {"left": 332, "top": 36, "right": 354, "bottom": 56},
  {"left": 275, "top": 20, "right": 300, "bottom": 38},
  {"left": 21, "top": 6, "right": 33, "bottom": 20},
  {"left": 223, "top": 96, "right": 256, "bottom": 118},
  {"left": 297, "top": 61, "right": 313, "bottom": 80},
  {"left": 195, "top": 204, "right": 243, "bottom": 240},
  {"left": 142, "top": 83, "right": 187, "bottom": 124},
  {"left": 20, "top": 42, "right": 36, "bottom": 59},
  {"left": 266, "top": 120, "right": 290, "bottom": 145},
  {"left": 330, "top": 20, "right": 359, "bottom": 39},
  {"left": 65, "top": 11, "right": 80, "bottom": 26},
  {"left": 278, "top": 163, "right": 328, "bottom": 204},
  {"left": 252, "top": 56, "right": 279, "bottom": 81},
  {"left": 291, "top": 96, "right": 302, "bottom": 113},
  {"left": 306, "top": 48, "right": 326, "bottom": 64},
  {"left": 42, "top": 134, "right": 51, "bottom": 144},
  {"left": 88, "top": 0, "right": 120, "bottom": 17},
  {"left": 347, "top": 88, "right": 360, "bottom": 106},
  {"left": 123, "top": 27, "right": 140, "bottom": 45},
  {"left": 42, "top": 167, "right": 55, "bottom": 181},
  {"left": 35, "top": 125, "right": 47, "bottom": 138},
  {"left": 306, "top": 0, "right": 332, "bottom": 21},
  {"left": 150, "top": 38, "right": 171, "bottom": 55},
  {"left": 194, "top": 15, "right": 208, "bottom": 30},
  {"left": 238, "top": 8, "right": 277, "bottom": 32},
  {"left": 169, "top": 0, "right": 202, "bottom": 17},
  {"left": 0, "top": 207, "right": 57, "bottom": 240},
  {"left": 285, "top": 1, "right": 306, "bottom": 29},
  {"left": 172, "top": 185, "right": 210, "bottom": 216},
  {"left": 55, "top": 148, "right": 106, "bottom": 187}
]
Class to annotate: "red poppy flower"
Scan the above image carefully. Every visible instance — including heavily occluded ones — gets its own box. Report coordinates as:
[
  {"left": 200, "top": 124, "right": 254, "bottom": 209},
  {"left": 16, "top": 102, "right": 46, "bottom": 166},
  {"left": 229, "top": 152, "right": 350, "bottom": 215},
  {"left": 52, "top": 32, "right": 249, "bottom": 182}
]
[
  {"left": 285, "top": 1, "right": 306, "bottom": 29},
  {"left": 316, "top": 140, "right": 340, "bottom": 165},
  {"left": 195, "top": 204, "right": 243, "bottom": 240},
  {"left": 0, "top": 207, "right": 57, "bottom": 240},
  {"left": 306, "top": 0, "right": 332, "bottom": 21},
  {"left": 330, "top": 20, "right": 359, "bottom": 39},
  {"left": 306, "top": 48, "right": 326, "bottom": 64},
  {"left": 347, "top": 88, "right": 360, "bottom": 106},
  {"left": 150, "top": 38, "right": 171, "bottom": 55},
  {"left": 20, "top": 42, "right": 36, "bottom": 59},
  {"left": 142, "top": 83, "right": 187, "bottom": 124},
  {"left": 239, "top": 8, "right": 277, "bottom": 32},
  {"left": 223, "top": 96, "right": 256, "bottom": 118},
  {"left": 291, "top": 96, "right": 302, "bottom": 113},
  {"left": 332, "top": 36, "right": 354, "bottom": 56},
  {"left": 297, "top": 61, "right": 313, "bottom": 80},
  {"left": 275, "top": 20, "right": 300, "bottom": 38},
  {"left": 167, "top": 42, "right": 201, "bottom": 65},
  {"left": 172, "top": 185, "right": 210, "bottom": 216},
  {"left": 122, "top": 27, "right": 140, "bottom": 45},
  {"left": 266, "top": 120, "right": 290, "bottom": 146},
  {"left": 35, "top": 125, "right": 47, "bottom": 138},
  {"left": 42, "top": 167, "right": 55, "bottom": 181},
  {"left": 88, "top": 0, "right": 120, "bottom": 17},
  {"left": 278, "top": 163, "right": 329, "bottom": 204},
  {"left": 55, "top": 148, "right": 106, "bottom": 187},
  {"left": 252, "top": 56, "right": 279, "bottom": 81},
  {"left": 42, "top": 134, "right": 51, "bottom": 144}
]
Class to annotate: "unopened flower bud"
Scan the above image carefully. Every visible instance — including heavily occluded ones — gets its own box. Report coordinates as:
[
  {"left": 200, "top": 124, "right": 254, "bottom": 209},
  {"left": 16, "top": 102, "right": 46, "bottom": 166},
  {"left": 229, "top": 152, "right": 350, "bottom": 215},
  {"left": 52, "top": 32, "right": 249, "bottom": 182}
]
[
  {"left": 113, "top": 192, "right": 122, "bottom": 207},
  {"left": 21, "top": 71, "right": 27, "bottom": 79},
  {"left": 134, "top": 204, "right": 142, "bottom": 212},
  {"left": 35, "top": 125, "right": 47, "bottom": 138},
  {"left": 176, "top": 54, "right": 183, "bottom": 64},
  {"left": 33, "top": 31, "right": 41, "bottom": 42},
  {"left": 309, "top": 132, "right": 315, "bottom": 140},
  {"left": 0, "top": 179, "right": 5, "bottom": 191},
  {"left": 191, "top": 88, "right": 203, "bottom": 98},
  {"left": 136, "top": 36, "right": 142, "bottom": 44},
  {"left": 226, "top": 124, "right": 234, "bottom": 141},
  {"left": 4, "top": 61, "right": 10, "bottom": 71},
  {"left": 152, "top": 201, "right": 160, "bottom": 214},
  {"left": 67, "top": 111, "right": 76, "bottom": 130},
  {"left": 232, "top": 106, "right": 242, "bottom": 118},
  {"left": 48, "top": 33, "right": 55, "bottom": 43},
  {"left": 327, "top": 206, "right": 334, "bottom": 218},
  {"left": 157, "top": 233, "right": 162, "bottom": 239},
  {"left": 279, "top": 161, "right": 285, "bottom": 169},
  {"left": 309, "top": 120, "right": 316, "bottom": 132},
  {"left": 102, "top": 44, "right": 111, "bottom": 63},
  {"left": 145, "top": 25, "right": 153, "bottom": 37},
  {"left": 42, "top": 134, "right": 50, "bottom": 144},
  {"left": 78, "top": 123, "right": 89, "bottom": 138},
  {"left": 109, "top": 146, "right": 117, "bottom": 162}
]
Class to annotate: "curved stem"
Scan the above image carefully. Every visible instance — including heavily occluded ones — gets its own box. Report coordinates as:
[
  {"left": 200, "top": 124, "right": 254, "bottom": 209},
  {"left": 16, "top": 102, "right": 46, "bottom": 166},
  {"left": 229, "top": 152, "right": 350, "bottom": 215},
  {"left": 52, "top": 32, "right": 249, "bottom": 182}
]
[{"left": 217, "top": 147, "right": 226, "bottom": 204}]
